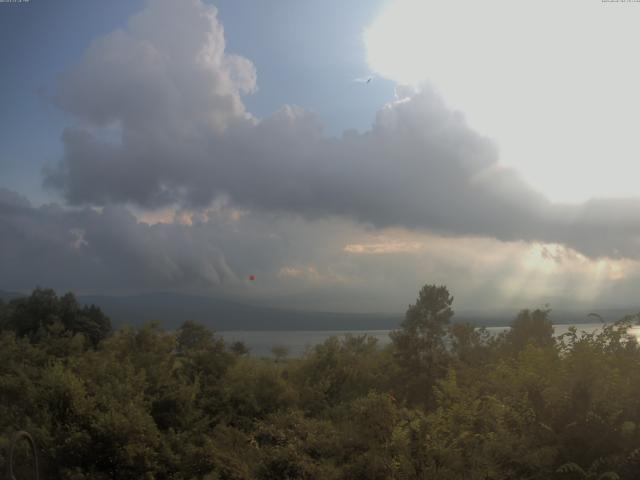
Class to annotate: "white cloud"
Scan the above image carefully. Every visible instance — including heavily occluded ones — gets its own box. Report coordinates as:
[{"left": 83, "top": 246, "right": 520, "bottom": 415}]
[{"left": 365, "top": 0, "right": 640, "bottom": 203}]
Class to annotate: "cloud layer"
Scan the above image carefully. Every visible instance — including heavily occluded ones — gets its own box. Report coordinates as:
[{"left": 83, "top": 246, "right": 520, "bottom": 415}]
[
  {"left": 4, "top": 186, "right": 640, "bottom": 312},
  {"left": 41, "top": 0, "right": 640, "bottom": 263},
  {"left": 2, "top": 0, "right": 638, "bottom": 313},
  {"left": 0, "top": 189, "right": 237, "bottom": 292}
]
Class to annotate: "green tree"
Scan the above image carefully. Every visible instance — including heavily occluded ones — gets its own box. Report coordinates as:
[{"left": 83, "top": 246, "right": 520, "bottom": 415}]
[
  {"left": 390, "top": 284, "right": 453, "bottom": 406},
  {"left": 449, "top": 322, "right": 491, "bottom": 366},
  {"left": 2, "top": 288, "right": 111, "bottom": 349},
  {"left": 293, "top": 335, "right": 395, "bottom": 413},
  {"left": 506, "top": 308, "right": 554, "bottom": 352},
  {"left": 231, "top": 340, "right": 250, "bottom": 356},
  {"left": 557, "top": 458, "right": 621, "bottom": 480},
  {"left": 271, "top": 345, "right": 290, "bottom": 363},
  {"left": 176, "top": 320, "right": 215, "bottom": 353}
]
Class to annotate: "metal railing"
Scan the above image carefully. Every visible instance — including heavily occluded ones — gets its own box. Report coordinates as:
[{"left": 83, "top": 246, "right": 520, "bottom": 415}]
[{"left": 5, "top": 431, "right": 39, "bottom": 480}]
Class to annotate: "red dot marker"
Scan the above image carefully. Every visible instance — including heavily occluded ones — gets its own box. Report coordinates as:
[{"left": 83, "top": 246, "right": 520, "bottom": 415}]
[{"left": 248, "top": 275, "right": 256, "bottom": 281}]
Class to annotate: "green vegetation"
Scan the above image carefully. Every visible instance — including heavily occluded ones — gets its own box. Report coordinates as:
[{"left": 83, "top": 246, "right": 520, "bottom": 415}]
[{"left": 1, "top": 286, "right": 640, "bottom": 479}]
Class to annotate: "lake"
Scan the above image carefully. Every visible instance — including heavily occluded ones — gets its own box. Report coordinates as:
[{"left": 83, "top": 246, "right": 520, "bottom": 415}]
[{"left": 219, "top": 322, "right": 640, "bottom": 358}]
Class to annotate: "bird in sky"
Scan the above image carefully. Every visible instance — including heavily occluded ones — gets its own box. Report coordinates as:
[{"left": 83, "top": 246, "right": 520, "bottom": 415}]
[{"left": 353, "top": 75, "right": 374, "bottom": 84}]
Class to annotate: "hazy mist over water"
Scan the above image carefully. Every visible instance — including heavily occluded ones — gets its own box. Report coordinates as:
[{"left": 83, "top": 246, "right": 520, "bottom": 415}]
[{"left": 220, "top": 323, "right": 640, "bottom": 358}]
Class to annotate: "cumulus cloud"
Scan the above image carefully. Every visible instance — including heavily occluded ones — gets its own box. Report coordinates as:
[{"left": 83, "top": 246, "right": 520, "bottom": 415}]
[
  {"left": 54, "top": 0, "right": 255, "bottom": 130},
  {"left": 45, "top": 0, "right": 256, "bottom": 207},
  {"left": 42, "top": 0, "right": 640, "bottom": 262}
]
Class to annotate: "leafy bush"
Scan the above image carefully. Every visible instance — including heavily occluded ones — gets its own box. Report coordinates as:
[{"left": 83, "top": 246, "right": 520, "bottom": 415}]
[{"left": 2, "top": 286, "right": 640, "bottom": 479}]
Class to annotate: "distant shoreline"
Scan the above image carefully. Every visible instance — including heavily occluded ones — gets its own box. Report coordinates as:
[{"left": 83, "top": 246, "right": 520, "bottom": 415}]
[{"left": 218, "top": 323, "right": 640, "bottom": 358}]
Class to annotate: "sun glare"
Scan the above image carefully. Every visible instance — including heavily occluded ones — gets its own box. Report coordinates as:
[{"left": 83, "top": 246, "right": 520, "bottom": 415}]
[{"left": 365, "top": 0, "right": 640, "bottom": 203}]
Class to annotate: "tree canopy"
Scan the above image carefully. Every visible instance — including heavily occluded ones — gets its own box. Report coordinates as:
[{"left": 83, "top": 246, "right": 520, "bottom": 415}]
[
  {"left": 2, "top": 285, "right": 640, "bottom": 479},
  {"left": 0, "top": 288, "right": 111, "bottom": 349}
]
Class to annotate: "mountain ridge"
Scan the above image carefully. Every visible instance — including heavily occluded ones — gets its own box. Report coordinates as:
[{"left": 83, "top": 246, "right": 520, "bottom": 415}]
[{"left": 2, "top": 290, "right": 639, "bottom": 331}]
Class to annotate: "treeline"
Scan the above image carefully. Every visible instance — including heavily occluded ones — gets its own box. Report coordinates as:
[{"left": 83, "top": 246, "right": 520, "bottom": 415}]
[{"left": 1, "top": 286, "right": 640, "bottom": 479}]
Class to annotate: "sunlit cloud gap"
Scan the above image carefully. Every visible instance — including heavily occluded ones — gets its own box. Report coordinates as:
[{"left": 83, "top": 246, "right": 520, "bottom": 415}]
[{"left": 364, "top": 0, "right": 640, "bottom": 203}]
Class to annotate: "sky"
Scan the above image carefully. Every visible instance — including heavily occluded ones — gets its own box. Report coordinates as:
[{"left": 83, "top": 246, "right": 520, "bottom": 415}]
[{"left": 2, "top": 0, "right": 640, "bottom": 314}]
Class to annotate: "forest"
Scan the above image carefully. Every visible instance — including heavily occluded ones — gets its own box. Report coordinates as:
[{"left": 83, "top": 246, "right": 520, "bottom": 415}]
[{"left": 1, "top": 286, "right": 640, "bottom": 479}]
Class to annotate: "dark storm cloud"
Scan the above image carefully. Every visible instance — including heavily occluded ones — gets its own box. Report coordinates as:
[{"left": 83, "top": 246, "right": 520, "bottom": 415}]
[
  {"left": 43, "top": 0, "right": 640, "bottom": 261},
  {"left": 0, "top": 189, "right": 240, "bottom": 292},
  {"left": 0, "top": 187, "right": 389, "bottom": 303}
]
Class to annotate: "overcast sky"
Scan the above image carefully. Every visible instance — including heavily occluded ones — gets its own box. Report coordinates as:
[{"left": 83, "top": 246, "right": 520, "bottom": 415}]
[{"left": 2, "top": 0, "right": 640, "bottom": 313}]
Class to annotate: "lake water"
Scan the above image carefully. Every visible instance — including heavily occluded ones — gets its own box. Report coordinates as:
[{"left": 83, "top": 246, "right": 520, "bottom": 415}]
[{"left": 219, "top": 323, "right": 640, "bottom": 358}]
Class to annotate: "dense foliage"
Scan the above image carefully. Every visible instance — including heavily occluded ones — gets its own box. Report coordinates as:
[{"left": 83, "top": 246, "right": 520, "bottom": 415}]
[{"left": 2, "top": 286, "right": 640, "bottom": 479}]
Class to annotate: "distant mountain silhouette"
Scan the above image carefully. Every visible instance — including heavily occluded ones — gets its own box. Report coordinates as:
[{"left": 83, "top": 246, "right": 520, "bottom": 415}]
[
  {"left": 0, "top": 290, "right": 24, "bottom": 302},
  {"left": 77, "top": 292, "right": 403, "bottom": 331},
  {"left": 2, "top": 290, "right": 638, "bottom": 331}
]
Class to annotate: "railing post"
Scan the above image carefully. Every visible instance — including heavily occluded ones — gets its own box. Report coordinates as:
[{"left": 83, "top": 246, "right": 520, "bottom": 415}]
[{"left": 7, "top": 431, "right": 39, "bottom": 480}]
